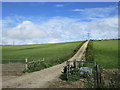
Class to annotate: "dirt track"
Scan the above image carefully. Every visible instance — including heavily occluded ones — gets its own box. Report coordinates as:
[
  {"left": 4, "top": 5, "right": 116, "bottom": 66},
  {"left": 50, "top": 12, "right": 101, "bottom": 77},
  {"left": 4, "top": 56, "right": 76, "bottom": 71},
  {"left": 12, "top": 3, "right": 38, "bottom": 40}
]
[{"left": 2, "top": 41, "right": 89, "bottom": 88}]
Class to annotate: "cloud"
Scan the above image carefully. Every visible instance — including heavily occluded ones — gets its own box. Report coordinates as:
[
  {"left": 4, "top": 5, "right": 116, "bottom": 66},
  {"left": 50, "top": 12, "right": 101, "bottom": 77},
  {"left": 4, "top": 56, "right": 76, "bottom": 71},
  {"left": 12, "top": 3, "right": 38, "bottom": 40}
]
[
  {"left": 72, "top": 6, "right": 117, "bottom": 18},
  {"left": 55, "top": 4, "right": 64, "bottom": 7},
  {"left": 0, "top": 20, "right": 2, "bottom": 45},
  {"left": 48, "top": 38, "right": 60, "bottom": 43},
  {"left": 2, "top": 16, "right": 118, "bottom": 45},
  {"left": 2, "top": 20, "right": 49, "bottom": 45},
  {"left": 2, "top": 6, "right": 118, "bottom": 45},
  {"left": 5, "top": 21, "right": 47, "bottom": 40},
  {"left": 72, "top": 9, "right": 84, "bottom": 12}
]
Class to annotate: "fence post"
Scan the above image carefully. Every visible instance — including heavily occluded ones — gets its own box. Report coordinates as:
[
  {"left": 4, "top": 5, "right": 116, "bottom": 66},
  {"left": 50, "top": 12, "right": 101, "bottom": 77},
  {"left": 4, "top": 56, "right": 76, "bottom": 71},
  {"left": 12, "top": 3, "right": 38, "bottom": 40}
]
[
  {"left": 43, "top": 58, "right": 44, "bottom": 61},
  {"left": 99, "top": 67, "right": 102, "bottom": 84},
  {"left": 96, "top": 64, "right": 100, "bottom": 87},
  {"left": 66, "top": 65, "right": 68, "bottom": 80},
  {"left": 26, "top": 58, "right": 28, "bottom": 70},
  {"left": 94, "top": 63, "right": 97, "bottom": 86}
]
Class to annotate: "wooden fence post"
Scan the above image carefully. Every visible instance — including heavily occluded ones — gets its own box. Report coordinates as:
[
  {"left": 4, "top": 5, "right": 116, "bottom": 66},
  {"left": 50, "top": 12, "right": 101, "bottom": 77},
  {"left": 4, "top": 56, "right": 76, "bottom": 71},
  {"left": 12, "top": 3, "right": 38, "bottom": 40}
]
[
  {"left": 95, "top": 64, "right": 100, "bottom": 87},
  {"left": 26, "top": 58, "right": 28, "bottom": 70},
  {"left": 43, "top": 58, "right": 44, "bottom": 61},
  {"left": 66, "top": 65, "right": 68, "bottom": 80},
  {"left": 94, "top": 63, "right": 97, "bottom": 86},
  {"left": 99, "top": 67, "right": 102, "bottom": 84}
]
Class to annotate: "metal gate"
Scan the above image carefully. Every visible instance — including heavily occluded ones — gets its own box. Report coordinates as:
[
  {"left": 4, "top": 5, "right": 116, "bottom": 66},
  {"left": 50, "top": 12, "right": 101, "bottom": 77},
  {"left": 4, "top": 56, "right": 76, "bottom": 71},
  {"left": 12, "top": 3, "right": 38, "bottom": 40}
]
[{"left": 64, "top": 60, "right": 102, "bottom": 87}]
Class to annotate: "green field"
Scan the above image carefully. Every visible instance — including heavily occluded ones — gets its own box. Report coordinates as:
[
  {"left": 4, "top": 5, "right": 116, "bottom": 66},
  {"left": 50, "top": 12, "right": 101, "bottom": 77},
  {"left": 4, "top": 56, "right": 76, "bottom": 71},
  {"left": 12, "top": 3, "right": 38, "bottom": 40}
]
[
  {"left": 93, "top": 40, "right": 119, "bottom": 69},
  {"left": 2, "top": 39, "right": 119, "bottom": 69},
  {"left": 2, "top": 41, "right": 84, "bottom": 63}
]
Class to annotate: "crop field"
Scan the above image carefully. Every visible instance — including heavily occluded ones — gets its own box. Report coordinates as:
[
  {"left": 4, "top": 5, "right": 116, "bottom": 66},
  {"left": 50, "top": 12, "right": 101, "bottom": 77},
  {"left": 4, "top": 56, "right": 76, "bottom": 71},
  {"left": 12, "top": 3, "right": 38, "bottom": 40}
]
[
  {"left": 93, "top": 40, "right": 119, "bottom": 69},
  {"left": 2, "top": 41, "right": 84, "bottom": 64}
]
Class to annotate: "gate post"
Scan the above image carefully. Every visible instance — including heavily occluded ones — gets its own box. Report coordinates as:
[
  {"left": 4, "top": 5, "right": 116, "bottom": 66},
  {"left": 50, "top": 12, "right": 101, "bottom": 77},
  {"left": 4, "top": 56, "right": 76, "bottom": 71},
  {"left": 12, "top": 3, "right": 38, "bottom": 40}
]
[
  {"left": 96, "top": 65, "right": 99, "bottom": 86},
  {"left": 25, "top": 58, "right": 28, "bottom": 70},
  {"left": 94, "top": 62, "right": 97, "bottom": 86}
]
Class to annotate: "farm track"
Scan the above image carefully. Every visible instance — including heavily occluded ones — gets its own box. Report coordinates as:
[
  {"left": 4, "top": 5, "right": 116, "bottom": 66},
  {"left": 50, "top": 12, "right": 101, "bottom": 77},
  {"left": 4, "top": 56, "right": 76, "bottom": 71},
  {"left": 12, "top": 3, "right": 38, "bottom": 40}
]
[{"left": 2, "top": 40, "right": 89, "bottom": 88}]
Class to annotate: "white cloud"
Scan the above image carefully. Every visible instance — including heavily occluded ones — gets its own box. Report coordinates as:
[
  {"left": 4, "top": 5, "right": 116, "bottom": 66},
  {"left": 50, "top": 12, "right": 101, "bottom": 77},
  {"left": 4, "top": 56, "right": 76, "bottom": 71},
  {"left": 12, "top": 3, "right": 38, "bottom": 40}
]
[
  {"left": 2, "top": 6, "right": 118, "bottom": 45},
  {"left": 72, "top": 9, "right": 84, "bottom": 12},
  {"left": 5, "top": 21, "right": 47, "bottom": 40},
  {"left": 56, "top": 4, "right": 64, "bottom": 7},
  {"left": 0, "top": 20, "right": 2, "bottom": 45},
  {"left": 72, "top": 6, "right": 117, "bottom": 18},
  {"left": 48, "top": 38, "right": 60, "bottom": 43},
  {"left": 27, "top": 42, "right": 34, "bottom": 45}
]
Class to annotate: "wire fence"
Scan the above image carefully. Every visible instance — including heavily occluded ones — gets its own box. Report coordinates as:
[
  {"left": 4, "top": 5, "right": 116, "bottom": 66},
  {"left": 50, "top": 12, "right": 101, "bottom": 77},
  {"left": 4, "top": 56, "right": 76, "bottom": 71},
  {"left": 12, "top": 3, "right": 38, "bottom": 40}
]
[{"left": 1, "top": 59, "right": 26, "bottom": 64}]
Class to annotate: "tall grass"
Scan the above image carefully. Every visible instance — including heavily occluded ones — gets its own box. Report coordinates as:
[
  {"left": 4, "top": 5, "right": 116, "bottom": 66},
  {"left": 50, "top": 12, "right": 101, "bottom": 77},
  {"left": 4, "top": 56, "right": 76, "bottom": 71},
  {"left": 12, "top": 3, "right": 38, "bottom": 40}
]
[{"left": 85, "top": 41, "right": 94, "bottom": 61}]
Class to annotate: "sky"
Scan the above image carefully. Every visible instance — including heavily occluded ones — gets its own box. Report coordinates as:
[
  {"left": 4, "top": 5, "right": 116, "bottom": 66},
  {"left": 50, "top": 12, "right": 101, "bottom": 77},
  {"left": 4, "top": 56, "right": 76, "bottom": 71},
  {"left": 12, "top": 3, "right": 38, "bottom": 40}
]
[{"left": 1, "top": 2, "right": 118, "bottom": 45}]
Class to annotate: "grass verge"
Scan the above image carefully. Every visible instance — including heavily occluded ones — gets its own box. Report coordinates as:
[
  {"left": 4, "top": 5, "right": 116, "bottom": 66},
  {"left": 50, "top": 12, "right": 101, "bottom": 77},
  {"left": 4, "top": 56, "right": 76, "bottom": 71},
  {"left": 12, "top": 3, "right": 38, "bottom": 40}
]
[{"left": 85, "top": 41, "right": 94, "bottom": 61}]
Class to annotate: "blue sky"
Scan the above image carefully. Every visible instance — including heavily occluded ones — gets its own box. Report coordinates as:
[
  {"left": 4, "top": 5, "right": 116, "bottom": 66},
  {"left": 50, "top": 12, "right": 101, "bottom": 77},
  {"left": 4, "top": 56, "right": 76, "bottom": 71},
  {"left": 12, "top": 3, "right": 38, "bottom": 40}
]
[
  {"left": 3, "top": 2, "right": 117, "bottom": 17},
  {"left": 2, "top": 2, "right": 118, "bottom": 45}
]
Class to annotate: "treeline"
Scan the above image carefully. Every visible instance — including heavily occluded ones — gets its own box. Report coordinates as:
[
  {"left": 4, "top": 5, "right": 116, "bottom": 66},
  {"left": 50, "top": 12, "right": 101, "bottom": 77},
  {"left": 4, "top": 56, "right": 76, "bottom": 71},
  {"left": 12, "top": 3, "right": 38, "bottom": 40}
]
[{"left": 90, "top": 38, "right": 119, "bottom": 41}]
